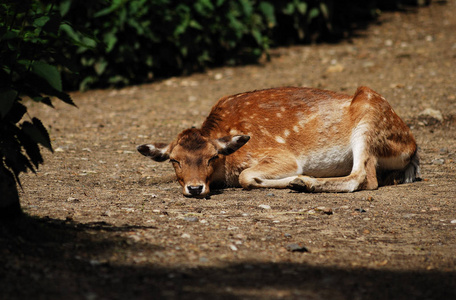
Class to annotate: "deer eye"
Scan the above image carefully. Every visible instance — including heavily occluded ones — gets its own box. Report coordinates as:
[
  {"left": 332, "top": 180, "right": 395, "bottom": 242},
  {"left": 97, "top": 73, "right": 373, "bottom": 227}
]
[{"left": 169, "top": 159, "right": 181, "bottom": 167}]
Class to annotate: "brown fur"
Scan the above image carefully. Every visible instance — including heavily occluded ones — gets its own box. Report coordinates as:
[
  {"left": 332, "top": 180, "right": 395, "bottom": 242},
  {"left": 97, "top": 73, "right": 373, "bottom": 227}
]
[{"left": 138, "top": 86, "right": 419, "bottom": 197}]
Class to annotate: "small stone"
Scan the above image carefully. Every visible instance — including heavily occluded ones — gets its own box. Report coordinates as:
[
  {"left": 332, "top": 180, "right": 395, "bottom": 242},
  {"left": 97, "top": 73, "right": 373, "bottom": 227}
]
[
  {"left": 66, "top": 197, "right": 79, "bottom": 202},
  {"left": 362, "top": 196, "right": 374, "bottom": 201},
  {"left": 184, "top": 216, "right": 199, "bottom": 222},
  {"left": 101, "top": 210, "right": 112, "bottom": 217},
  {"left": 284, "top": 233, "right": 292, "bottom": 238},
  {"left": 432, "top": 158, "right": 445, "bottom": 165},
  {"left": 143, "top": 193, "right": 158, "bottom": 198},
  {"left": 403, "top": 213, "right": 417, "bottom": 219},
  {"left": 326, "top": 64, "right": 344, "bottom": 73},
  {"left": 285, "top": 243, "right": 309, "bottom": 253},
  {"left": 418, "top": 108, "right": 443, "bottom": 124},
  {"left": 315, "top": 207, "right": 333, "bottom": 215},
  {"left": 259, "top": 204, "right": 271, "bottom": 210},
  {"left": 450, "top": 220, "right": 456, "bottom": 224},
  {"left": 355, "top": 208, "right": 367, "bottom": 213},
  {"left": 229, "top": 244, "right": 238, "bottom": 251},
  {"left": 266, "top": 193, "right": 275, "bottom": 197},
  {"left": 181, "top": 233, "right": 191, "bottom": 238}
]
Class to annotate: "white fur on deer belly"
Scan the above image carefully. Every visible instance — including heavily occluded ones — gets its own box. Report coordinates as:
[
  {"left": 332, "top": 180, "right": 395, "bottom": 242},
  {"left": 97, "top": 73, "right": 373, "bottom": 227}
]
[{"left": 297, "top": 146, "right": 353, "bottom": 177}]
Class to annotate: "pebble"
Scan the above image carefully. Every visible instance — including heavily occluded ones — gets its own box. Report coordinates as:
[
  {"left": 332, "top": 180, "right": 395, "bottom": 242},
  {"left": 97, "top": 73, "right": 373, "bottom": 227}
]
[
  {"left": 326, "top": 64, "right": 344, "bottom": 73},
  {"left": 259, "top": 204, "right": 271, "bottom": 210},
  {"left": 101, "top": 210, "right": 112, "bottom": 217},
  {"left": 143, "top": 193, "right": 158, "bottom": 198},
  {"left": 229, "top": 244, "right": 238, "bottom": 251},
  {"left": 355, "top": 208, "right": 367, "bottom": 213},
  {"left": 418, "top": 108, "right": 443, "bottom": 123},
  {"left": 403, "top": 213, "right": 417, "bottom": 219},
  {"left": 66, "top": 197, "right": 79, "bottom": 202},
  {"left": 285, "top": 243, "right": 309, "bottom": 253},
  {"left": 450, "top": 220, "right": 456, "bottom": 224},
  {"left": 181, "top": 233, "right": 191, "bottom": 238},
  {"left": 184, "top": 216, "right": 199, "bottom": 222},
  {"left": 432, "top": 158, "right": 445, "bottom": 165},
  {"left": 315, "top": 206, "right": 333, "bottom": 215}
]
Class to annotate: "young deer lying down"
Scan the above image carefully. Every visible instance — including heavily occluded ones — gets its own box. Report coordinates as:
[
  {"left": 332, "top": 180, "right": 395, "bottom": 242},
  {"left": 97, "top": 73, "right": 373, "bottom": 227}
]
[{"left": 138, "top": 86, "right": 420, "bottom": 198}]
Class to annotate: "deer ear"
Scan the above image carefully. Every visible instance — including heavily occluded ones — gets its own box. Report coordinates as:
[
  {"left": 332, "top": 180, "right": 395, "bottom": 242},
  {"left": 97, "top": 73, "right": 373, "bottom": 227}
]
[
  {"left": 137, "top": 143, "right": 170, "bottom": 162},
  {"left": 215, "top": 135, "right": 250, "bottom": 156}
]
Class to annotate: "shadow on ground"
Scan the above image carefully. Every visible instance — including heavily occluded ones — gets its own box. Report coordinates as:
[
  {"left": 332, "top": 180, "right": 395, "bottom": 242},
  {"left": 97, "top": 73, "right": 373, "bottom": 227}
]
[{"left": 1, "top": 216, "right": 455, "bottom": 300}]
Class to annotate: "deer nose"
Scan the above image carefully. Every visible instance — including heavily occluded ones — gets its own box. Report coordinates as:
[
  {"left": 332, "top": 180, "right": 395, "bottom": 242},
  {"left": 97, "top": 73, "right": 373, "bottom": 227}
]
[{"left": 187, "top": 185, "right": 204, "bottom": 196}]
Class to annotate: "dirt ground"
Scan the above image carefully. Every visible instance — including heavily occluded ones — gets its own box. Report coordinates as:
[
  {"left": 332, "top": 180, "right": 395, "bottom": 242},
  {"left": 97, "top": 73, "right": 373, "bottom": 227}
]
[{"left": 2, "top": 2, "right": 456, "bottom": 299}]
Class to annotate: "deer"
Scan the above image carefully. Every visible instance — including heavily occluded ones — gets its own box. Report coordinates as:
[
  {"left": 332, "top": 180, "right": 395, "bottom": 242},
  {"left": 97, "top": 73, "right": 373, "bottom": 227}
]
[{"left": 137, "top": 86, "right": 420, "bottom": 198}]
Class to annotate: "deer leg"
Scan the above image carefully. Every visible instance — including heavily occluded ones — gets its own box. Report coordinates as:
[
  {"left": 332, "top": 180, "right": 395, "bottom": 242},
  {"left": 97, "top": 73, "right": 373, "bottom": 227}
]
[
  {"left": 238, "top": 154, "right": 300, "bottom": 190},
  {"left": 289, "top": 126, "right": 379, "bottom": 193}
]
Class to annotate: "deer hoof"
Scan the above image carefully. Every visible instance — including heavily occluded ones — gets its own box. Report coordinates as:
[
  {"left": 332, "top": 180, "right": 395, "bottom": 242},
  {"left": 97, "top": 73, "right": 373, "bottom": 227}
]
[{"left": 289, "top": 178, "right": 314, "bottom": 192}]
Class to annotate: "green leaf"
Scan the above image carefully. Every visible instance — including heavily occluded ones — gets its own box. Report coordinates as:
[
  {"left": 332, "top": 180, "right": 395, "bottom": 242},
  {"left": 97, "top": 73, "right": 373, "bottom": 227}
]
[
  {"left": 59, "top": 0, "right": 72, "bottom": 16},
  {"left": 17, "top": 129, "right": 43, "bottom": 168},
  {"left": 320, "top": 3, "right": 329, "bottom": 19},
  {"left": 32, "top": 96, "right": 54, "bottom": 108},
  {"left": 239, "top": 0, "right": 253, "bottom": 17},
  {"left": 282, "top": 3, "right": 295, "bottom": 15},
  {"left": 3, "top": 102, "right": 27, "bottom": 124},
  {"left": 94, "top": 0, "right": 124, "bottom": 18},
  {"left": 251, "top": 29, "right": 262, "bottom": 45},
  {"left": 21, "top": 118, "right": 53, "bottom": 152},
  {"left": 33, "top": 16, "right": 50, "bottom": 27},
  {"left": 30, "top": 61, "right": 62, "bottom": 92},
  {"left": 296, "top": 2, "right": 308, "bottom": 15},
  {"left": 259, "top": 2, "right": 276, "bottom": 27},
  {"left": 308, "top": 7, "right": 320, "bottom": 21},
  {"left": 0, "top": 88, "right": 18, "bottom": 118}
]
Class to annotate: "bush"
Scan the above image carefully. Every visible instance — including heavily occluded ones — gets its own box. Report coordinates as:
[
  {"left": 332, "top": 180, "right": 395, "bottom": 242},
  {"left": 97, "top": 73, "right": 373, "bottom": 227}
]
[
  {"left": 0, "top": 0, "right": 88, "bottom": 219},
  {"left": 55, "top": 0, "right": 278, "bottom": 90},
  {"left": 56, "top": 0, "right": 428, "bottom": 90}
]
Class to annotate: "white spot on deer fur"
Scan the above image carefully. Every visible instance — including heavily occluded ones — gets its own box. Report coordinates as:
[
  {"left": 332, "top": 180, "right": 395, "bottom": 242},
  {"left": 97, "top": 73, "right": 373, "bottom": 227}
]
[
  {"left": 276, "top": 112, "right": 282, "bottom": 118},
  {"left": 280, "top": 107, "right": 286, "bottom": 112},
  {"left": 230, "top": 129, "right": 239, "bottom": 135},
  {"left": 275, "top": 136, "right": 286, "bottom": 144},
  {"left": 293, "top": 125, "right": 299, "bottom": 133},
  {"left": 284, "top": 129, "right": 290, "bottom": 137}
]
